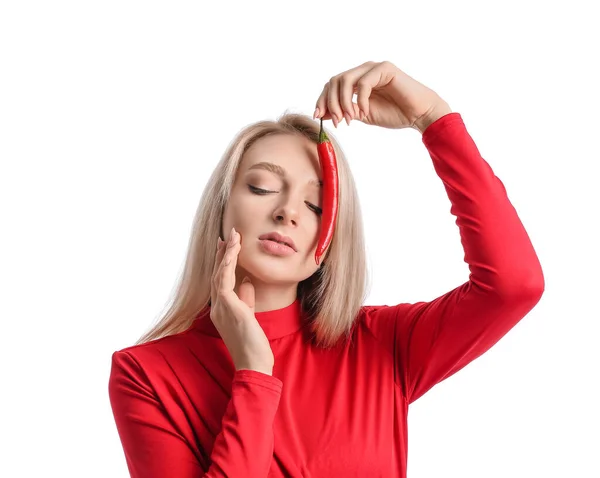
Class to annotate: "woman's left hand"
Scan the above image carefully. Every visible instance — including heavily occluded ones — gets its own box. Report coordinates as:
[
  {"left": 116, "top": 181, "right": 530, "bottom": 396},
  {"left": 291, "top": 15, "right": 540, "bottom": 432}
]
[{"left": 314, "top": 60, "right": 453, "bottom": 133}]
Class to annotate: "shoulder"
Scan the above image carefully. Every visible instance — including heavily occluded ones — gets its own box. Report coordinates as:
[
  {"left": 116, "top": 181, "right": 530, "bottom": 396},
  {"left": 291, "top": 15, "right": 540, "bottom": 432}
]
[
  {"left": 358, "top": 302, "right": 415, "bottom": 328},
  {"left": 354, "top": 301, "right": 421, "bottom": 354},
  {"left": 110, "top": 325, "right": 198, "bottom": 374}
]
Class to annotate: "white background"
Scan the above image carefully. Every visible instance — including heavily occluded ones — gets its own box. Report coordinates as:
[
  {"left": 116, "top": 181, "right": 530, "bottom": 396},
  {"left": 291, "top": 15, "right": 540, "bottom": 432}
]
[{"left": 1, "top": 1, "right": 598, "bottom": 477}]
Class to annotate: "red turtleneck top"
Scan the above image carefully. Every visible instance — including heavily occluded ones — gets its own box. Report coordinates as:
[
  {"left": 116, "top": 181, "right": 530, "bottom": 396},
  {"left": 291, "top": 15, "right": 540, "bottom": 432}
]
[{"left": 108, "top": 112, "right": 544, "bottom": 477}]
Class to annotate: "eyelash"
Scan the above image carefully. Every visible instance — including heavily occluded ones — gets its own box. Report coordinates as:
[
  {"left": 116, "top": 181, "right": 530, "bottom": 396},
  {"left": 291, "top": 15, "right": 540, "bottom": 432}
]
[{"left": 248, "top": 185, "right": 322, "bottom": 215}]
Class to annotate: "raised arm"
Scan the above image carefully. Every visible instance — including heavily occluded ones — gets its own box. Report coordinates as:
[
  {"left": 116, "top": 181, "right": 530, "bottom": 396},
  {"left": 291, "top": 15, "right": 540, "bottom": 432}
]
[{"left": 364, "top": 112, "right": 544, "bottom": 404}]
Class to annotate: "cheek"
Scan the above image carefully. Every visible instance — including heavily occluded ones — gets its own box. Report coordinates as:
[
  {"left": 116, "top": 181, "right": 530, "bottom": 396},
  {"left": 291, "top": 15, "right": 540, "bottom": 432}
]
[{"left": 224, "top": 200, "right": 254, "bottom": 231}]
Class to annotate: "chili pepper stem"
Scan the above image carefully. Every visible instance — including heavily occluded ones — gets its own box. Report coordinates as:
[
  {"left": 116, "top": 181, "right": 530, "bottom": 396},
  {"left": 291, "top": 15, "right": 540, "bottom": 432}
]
[{"left": 319, "top": 118, "right": 329, "bottom": 143}]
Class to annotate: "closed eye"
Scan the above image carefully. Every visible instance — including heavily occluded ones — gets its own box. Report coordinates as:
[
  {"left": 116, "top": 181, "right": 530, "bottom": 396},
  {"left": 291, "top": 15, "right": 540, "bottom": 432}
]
[{"left": 248, "top": 185, "right": 322, "bottom": 215}]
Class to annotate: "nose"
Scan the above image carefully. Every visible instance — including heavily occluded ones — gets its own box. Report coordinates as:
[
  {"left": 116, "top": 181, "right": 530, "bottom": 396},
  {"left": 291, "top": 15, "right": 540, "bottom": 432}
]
[
  {"left": 273, "top": 194, "right": 301, "bottom": 225},
  {"left": 274, "top": 207, "right": 298, "bottom": 225}
]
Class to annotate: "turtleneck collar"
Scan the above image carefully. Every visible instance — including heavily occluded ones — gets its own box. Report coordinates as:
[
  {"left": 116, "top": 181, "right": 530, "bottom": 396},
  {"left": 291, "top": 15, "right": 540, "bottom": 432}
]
[{"left": 193, "top": 297, "right": 305, "bottom": 341}]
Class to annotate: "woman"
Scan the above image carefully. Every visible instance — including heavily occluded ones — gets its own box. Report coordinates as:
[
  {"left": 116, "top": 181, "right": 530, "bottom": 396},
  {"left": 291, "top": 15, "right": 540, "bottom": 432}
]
[{"left": 109, "top": 60, "right": 544, "bottom": 477}]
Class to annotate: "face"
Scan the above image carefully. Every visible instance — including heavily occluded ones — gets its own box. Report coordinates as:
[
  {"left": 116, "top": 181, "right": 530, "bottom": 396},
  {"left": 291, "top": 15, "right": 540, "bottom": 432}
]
[{"left": 221, "top": 133, "right": 323, "bottom": 288}]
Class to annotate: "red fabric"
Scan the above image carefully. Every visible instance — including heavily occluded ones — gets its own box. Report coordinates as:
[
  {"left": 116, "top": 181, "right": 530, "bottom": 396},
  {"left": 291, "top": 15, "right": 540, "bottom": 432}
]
[{"left": 108, "top": 112, "right": 544, "bottom": 477}]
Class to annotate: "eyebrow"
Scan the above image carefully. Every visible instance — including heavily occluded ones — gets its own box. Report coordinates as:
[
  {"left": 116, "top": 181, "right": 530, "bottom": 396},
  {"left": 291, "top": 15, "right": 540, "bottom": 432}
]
[{"left": 247, "top": 162, "right": 323, "bottom": 188}]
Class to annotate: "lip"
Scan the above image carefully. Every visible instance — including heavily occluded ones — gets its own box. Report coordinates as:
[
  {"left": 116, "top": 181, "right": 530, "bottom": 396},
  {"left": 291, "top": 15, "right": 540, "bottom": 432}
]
[
  {"left": 258, "top": 232, "right": 297, "bottom": 252},
  {"left": 259, "top": 239, "right": 296, "bottom": 257}
]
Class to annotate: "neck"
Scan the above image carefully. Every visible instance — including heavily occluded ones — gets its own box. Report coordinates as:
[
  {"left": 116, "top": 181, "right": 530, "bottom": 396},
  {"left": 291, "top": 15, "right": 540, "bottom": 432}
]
[{"left": 233, "top": 269, "right": 299, "bottom": 313}]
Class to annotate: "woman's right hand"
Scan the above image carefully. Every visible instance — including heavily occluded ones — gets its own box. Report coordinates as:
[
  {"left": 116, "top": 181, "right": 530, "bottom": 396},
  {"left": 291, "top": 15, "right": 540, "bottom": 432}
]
[{"left": 210, "top": 227, "right": 275, "bottom": 375}]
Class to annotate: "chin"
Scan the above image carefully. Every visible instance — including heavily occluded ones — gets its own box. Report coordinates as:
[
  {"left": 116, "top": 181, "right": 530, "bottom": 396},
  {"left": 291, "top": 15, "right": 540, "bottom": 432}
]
[{"left": 241, "top": 256, "right": 300, "bottom": 279}]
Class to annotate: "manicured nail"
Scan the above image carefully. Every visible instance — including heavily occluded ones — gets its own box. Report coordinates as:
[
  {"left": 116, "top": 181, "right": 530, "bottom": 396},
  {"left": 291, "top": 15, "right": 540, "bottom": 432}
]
[
  {"left": 344, "top": 113, "right": 351, "bottom": 125},
  {"left": 313, "top": 107, "right": 320, "bottom": 119}
]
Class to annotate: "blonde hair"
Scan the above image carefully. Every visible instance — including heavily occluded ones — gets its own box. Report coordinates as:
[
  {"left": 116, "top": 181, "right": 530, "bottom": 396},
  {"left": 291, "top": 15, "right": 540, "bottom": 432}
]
[{"left": 135, "top": 111, "right": 371, "bottom": 349}]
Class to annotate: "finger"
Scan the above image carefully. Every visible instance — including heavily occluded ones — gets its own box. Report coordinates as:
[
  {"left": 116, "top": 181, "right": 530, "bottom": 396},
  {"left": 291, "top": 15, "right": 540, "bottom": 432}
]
[
  {"left": 335, "top": 61, "right": 376, "bottom": 121},
  {"left": 211, "top": 237, "right": 226, "bottom": 305},
  {"left": 238, "top": 276, "right": 255, "bottom": 313},
  {"left": 317, "top": 108, "right": 333, "bottom": 121},
  {"left": 355, "top": 76, "right": 373, "bottom": 119},
  {"left": 338, "top": 75, "right": 357, "bottom": 125},
  {"left": 212, "top": 238, "right": 226, "bottom": 277},
  {"left": 315, "top": 63, "right": 374, "bottom": 122},
  {"left": 220, "top": 231, "right": 241, "bottom": 294},
  {"left": 350, "top": 103, "right": 364, "bottom": 123},
  {"left": 355, "top": 61, "right": 396, "bottom": 118},
  {"left": 213, "top": 236, "right": 229, "bottom": 283},
  {"left": 314, "top": 82, "right": 329, "bottom": 120},
  {"left": 326, "top": 76, "right": 343, "bottom": 128}
]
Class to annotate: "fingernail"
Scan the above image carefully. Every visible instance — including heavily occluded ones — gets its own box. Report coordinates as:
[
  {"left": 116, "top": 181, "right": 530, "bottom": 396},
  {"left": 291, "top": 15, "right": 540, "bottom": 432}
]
[
  {"left": 344, "top": 113, "right": 351, "bottom": 125},
  {"left": 242, "top": 276, "right": 250, "bottom": 283},
  {"left": 313, "top": 107, "right": 320, "bottom": 119}
]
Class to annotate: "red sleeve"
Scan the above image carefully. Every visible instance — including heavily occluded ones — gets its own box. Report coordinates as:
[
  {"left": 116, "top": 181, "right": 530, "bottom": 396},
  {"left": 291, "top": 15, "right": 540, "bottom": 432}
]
[
  {"left": 364, "top": 112, "right": 545, "bottom": 405},
  {"left": 108, "top": 350, "right": 282, "bottom": 477}
]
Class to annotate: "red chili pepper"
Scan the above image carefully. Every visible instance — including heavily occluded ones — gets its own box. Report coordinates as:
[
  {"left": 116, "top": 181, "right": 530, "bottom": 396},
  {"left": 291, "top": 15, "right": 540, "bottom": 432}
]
[{"left": 315, "top": 118, "right": 339, "bottom": 266}]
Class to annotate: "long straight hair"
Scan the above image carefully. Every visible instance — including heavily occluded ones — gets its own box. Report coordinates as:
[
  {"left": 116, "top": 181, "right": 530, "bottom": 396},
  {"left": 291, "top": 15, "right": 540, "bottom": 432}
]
[{"left": 135, "top": 112, "right": 371, "bottom": 349}]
